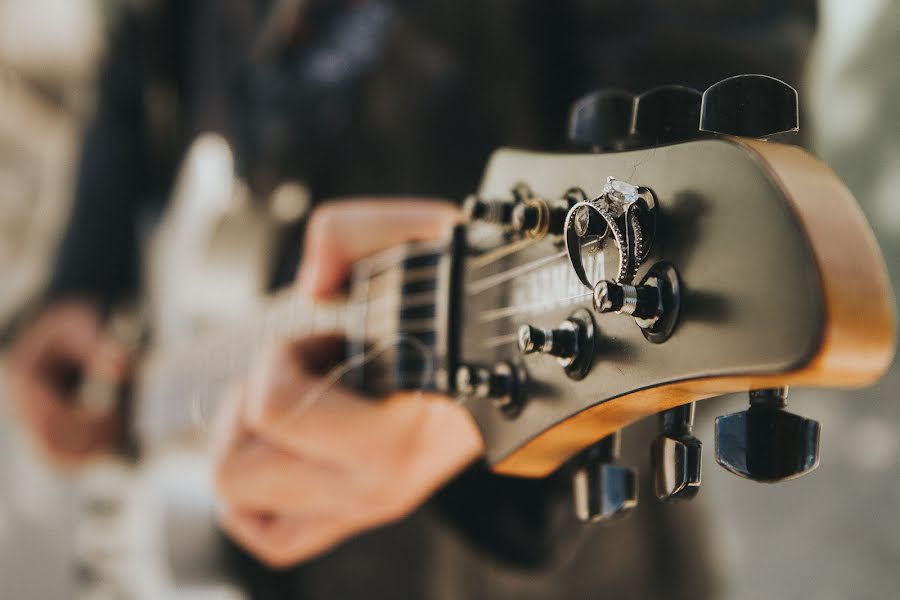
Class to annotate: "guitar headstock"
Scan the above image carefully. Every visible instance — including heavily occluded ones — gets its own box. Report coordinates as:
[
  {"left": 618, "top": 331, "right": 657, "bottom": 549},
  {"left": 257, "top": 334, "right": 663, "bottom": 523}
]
[
  {"left": 455, "top": 75, "right": 893, "bottom": 518},
  {"left": 352, "top": 76, "right": 895, "bottom": 521}
]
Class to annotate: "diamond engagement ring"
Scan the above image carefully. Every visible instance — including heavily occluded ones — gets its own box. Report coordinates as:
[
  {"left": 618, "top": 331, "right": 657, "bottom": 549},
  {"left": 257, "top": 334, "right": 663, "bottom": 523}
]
[{"left": 565, "top": 177, "right": 657, "bottom": 288}]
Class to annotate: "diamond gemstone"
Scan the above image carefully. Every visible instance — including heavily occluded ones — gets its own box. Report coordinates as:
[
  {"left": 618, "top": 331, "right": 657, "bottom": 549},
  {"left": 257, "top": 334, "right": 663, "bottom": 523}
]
[{"left": 602, "top": 177, "right": 641, "bottom": 216}]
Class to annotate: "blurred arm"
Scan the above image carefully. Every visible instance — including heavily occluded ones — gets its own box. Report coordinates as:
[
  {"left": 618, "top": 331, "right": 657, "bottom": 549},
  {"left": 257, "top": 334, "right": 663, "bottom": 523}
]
[{"left": 46, "top": 6, "right": 178, "bottom": 309}]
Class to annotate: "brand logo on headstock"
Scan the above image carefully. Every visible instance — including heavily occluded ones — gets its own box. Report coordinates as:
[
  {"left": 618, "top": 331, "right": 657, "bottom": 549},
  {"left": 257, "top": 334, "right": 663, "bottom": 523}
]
[{"left": 510, "top": 252, "right": 604, "bottom": 312}]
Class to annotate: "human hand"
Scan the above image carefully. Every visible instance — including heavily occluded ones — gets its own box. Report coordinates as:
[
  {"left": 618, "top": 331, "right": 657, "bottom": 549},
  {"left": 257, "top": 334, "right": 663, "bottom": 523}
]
[
  {"left": 7, "top": 300, "right": 128, "bottom": 466},
  {"left": 212, "top": 199, "right": 485, "bottom": 567}
]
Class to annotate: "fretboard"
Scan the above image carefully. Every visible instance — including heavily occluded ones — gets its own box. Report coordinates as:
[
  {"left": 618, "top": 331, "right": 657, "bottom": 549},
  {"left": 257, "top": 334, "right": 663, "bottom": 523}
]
[{"left": 134, "top": 289, "right": 358, "bottom": 449}]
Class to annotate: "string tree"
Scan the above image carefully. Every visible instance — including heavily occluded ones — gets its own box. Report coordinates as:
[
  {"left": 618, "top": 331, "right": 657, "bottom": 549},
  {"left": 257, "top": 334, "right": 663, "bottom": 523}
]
[{"left": 591, "top": 261, "right": 681, "bottom": 343}]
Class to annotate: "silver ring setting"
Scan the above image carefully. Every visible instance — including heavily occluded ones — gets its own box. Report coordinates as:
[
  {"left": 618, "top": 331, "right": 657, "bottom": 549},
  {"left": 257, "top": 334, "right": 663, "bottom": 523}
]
[{"left": 564, "top": 177, "right": 656, "bottom": 288}]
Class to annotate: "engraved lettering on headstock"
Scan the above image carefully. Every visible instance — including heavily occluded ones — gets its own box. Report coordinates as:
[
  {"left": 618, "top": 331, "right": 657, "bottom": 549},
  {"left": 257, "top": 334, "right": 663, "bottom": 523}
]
[{"left": 509, "top": 252, "right": 605, "bottom": 312}]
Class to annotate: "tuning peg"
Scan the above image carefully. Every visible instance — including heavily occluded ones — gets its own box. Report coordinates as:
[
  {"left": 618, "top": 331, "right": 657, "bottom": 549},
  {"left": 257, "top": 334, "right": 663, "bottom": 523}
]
[
  {"left": 463, "top": 184, "right": 534, "bottom": 226},
  {"left": 651, "top": 404, "right": 701, "bottom": 502},
  {"left": 591, "top": 261, "right": 681, "bottom": 344},
  {"left": 462, "top": 194, "right": 516, "bottom": 225},
  {"left": 700, "top": 74, "right": 799, "bottom": 139},
  {"left": 572, "top": 434, "right": 638, "bottom": 522},
  {"left": 715, "top": 387, "right": 820, "bottom": 482},
  {"left": 632, "top": 85, "right": 702, "bottom": 145},
  {"left": 592, "top": 279, "right": 663, "bottom": 321},
  {"left": 517, "top": 309, "right": 596, "bottom": 380},
  {"left": 455, "top": 362, "right": 526, "bottom": 415},
  {"left": 511, "top": 194, "right": 577, "bottom": 239},
  {"left": 567, "top": 89, "right": 637, "bottom": 152},
  {"left": 517, "top": 323, "right": 578, "bottom": 361}
]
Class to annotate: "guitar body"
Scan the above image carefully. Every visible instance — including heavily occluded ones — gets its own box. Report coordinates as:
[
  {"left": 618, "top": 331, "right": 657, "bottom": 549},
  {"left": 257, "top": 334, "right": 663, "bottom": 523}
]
[{"left": 75, "top": 135, "right": 287, "bottom": 599}]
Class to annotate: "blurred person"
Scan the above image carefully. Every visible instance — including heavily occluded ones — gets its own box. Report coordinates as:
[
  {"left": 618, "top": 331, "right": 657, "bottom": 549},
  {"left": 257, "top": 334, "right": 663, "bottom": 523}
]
[{"left": 5, "top": 1, "right": 817, "bottom": 598}]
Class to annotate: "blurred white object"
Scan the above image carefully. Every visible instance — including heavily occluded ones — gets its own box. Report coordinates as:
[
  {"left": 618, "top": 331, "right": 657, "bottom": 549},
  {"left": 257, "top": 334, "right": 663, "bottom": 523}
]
[
  {"left": 76, "top": 132, "right": 305, "bottom": 599},
  {"left": 0, "top": 0, "right": 102, "bottom": 81},
  {"left": 75, "top": 455, "right": 245, "bottom": 600}
]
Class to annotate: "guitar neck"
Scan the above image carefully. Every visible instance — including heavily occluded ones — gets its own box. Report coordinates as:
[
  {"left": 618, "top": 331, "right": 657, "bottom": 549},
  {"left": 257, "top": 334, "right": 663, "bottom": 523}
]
[
  {"left": 131, "top": 237, "right": 452, "bottom": 451},
  {"left": 133, "top": 289, "right": 355, "bottom": 449}
]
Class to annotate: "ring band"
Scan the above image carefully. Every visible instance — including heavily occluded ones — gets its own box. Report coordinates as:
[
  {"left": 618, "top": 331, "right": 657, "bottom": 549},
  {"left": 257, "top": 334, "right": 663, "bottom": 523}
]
[{"left": 565, "top": 198, "right": 645, "bottom": 288}]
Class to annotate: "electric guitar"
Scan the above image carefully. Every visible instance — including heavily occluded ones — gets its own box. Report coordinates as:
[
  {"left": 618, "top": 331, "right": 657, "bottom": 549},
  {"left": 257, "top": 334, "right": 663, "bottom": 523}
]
[{"left": 73, "top": 75, "right": 895, "bottom": 598}]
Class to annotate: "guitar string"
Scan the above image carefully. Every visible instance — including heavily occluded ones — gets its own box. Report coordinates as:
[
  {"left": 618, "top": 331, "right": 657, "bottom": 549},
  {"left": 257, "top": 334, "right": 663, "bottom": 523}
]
[
  {"left": 146, "top": 237, "right": 418, "bottom": 434},
  {"left": 152, "top": 235, "right": 593, "bottom": 388},
  {"left": 154, "top": 234, "right": 597, "bottom": 396},
  {"left": 144, "top": 235, "right": 604, "bottom": 435},
  {"left": 151, "top": 284, "right": 439, "bottom": 433},
  {"left": 151, "top": 245, "right": 442, "bottom": 372},
  {"left": 478, "top": 291, "right": 593, "bottom": 324},
  {"left": 468, "top": 237, "right": 536, "bottom": 270},
  {"left": 466, "top": 238, "right": 599, "bottom": 296},
  {"left": 480, "top": 332, "right": 521, "bottom": 349},
  {"left": 155, "top": 219, "right": 593, "bottom": 370}
]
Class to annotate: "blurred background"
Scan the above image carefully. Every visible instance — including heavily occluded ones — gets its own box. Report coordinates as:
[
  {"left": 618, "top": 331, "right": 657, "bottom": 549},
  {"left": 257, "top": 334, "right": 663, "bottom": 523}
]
[{"left": 0, "top": 0, "right": 897, "bottom": 598}]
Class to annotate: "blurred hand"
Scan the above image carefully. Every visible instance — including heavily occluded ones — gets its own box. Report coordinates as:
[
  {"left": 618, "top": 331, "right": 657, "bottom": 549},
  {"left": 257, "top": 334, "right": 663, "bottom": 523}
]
[
  {"left": 212, "top": 199, "right": 484, "bottom": 568},
  {"left": 7, "top": 300, "right": 128, "bottom": 466}
]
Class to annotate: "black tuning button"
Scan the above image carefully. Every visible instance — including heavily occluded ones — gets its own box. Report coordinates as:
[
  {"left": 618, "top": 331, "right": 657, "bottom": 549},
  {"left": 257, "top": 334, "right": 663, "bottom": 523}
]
[
  {"left": 591, "top": 261, "right": 681, "bottom": 344},
  {"left": 455, "top": 362, "right": 526, "bottom": 416},
  {"left": 517, "top": 324, "right": 578, "bottom": 360},
  {"left": 700, "top": 74, "right": 799, "bottom": 139},
  {"left": 567, "top": 89, "right": 636, "bottom": 152},
  {"left": 715, "top": 387, "right": 820, "bottom": 482},
  {"left": 572, "top": 434, "right": 638, "bottom": 522},
  {"left": 510, "top": 194, "right": 578, "bottom": 239},
  {"left": 462, "top": 194, "right": 516, "bottom": 225},
  {"left": 463, "top": 184, "right": 534, "bottom": 226},
  {"left": 567, "top": 75, "right": 799, "bottom": 152},
  {"left": 651, "top": 404, "right": 701, "bottom": 502},
  {"left": 593, "top": 279, "right": 663, "bottom": 321},
  {"left": 517, "top": 309, "right": 596, "bottom": 380},
  {"left": 632, "top": 85, "right": 703, "bottom": 145}
]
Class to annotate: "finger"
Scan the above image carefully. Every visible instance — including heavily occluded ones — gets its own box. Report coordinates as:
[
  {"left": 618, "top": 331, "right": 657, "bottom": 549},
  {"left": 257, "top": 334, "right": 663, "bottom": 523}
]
[
  {"left": 296, "top": 199, "right": 459, "bottom": 298},
  {"left": 241, "top": 345, "right": 414, "bottom": 464},
  {"left": 214, "top": 434, "right": 355, "bottom": 515},
  {"left": 246, "top": 370, "right": 483, "bottom": 488},
  {"left": 9, "top": 344, "right": 122, "bottom": 437},
  {"left": 220, "top": 508, "right": 358, "bottom": 569},
  {"left": 220, "top": 336, "right": 484, "bottom": 468},
  {"left": 239, "top": 339, "right": 366, "bottom": 462},
  {"left": 13, "top": 302, "right": 102, "bottom": 370},
  {"left": 84, "top": 335, "right": 131, "bottom": 385},
  {"left": 240, "top": 339, "right": 439, "bottom": 461},
  {"left": 9, "top": 302, "right": 116, "bottom": 415},
  {"left": 212, "top": 380, "right": 367, "bottom": 515},
  {"left": 386, "top": 392, "right": 484, "bottom": 497},
  {"left": 11, "top": 379, "right": 119, "bottom": 466}
]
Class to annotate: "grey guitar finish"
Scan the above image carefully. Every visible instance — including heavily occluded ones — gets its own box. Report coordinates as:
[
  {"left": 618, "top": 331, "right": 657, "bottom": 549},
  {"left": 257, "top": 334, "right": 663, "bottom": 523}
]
[{"left": 460, "top": 140, "right": 823, "bottom": 468}]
